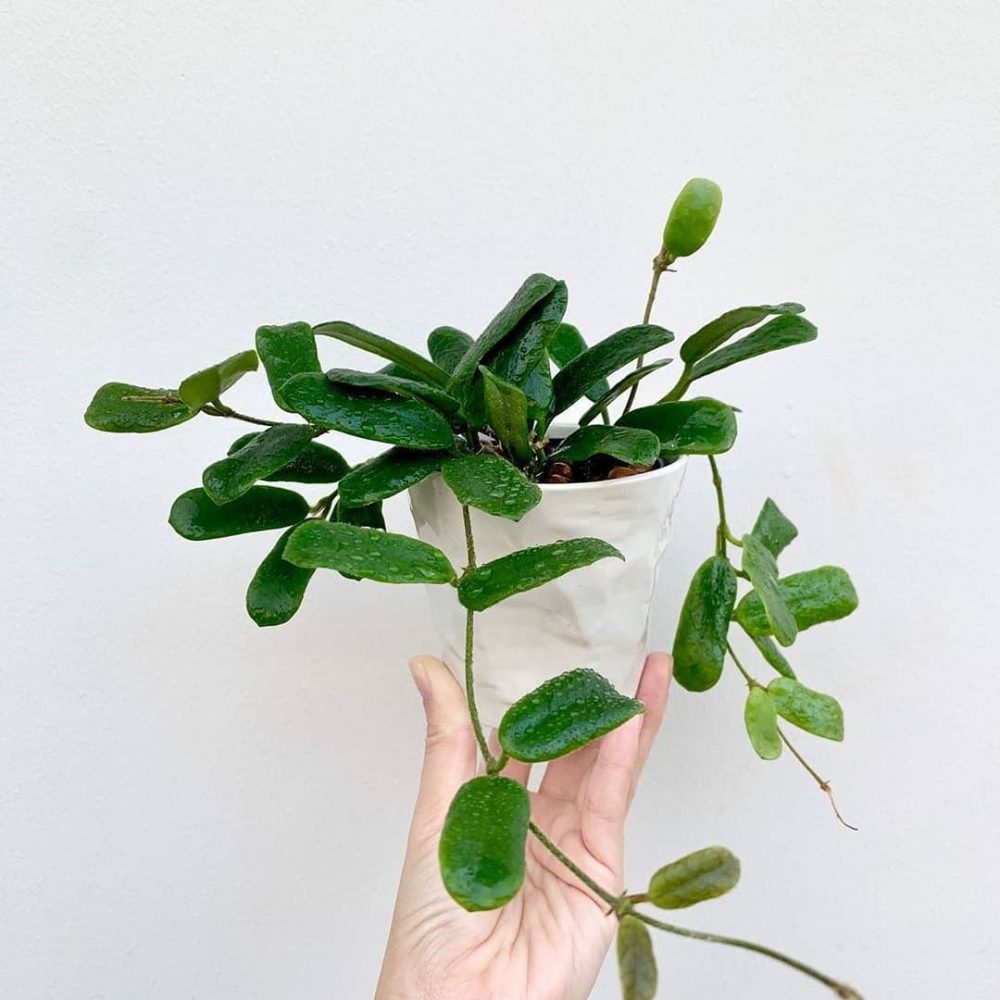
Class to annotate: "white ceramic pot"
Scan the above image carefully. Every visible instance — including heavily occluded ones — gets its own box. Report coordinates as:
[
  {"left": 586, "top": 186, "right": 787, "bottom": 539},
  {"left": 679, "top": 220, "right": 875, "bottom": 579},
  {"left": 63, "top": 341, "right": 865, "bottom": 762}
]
[{"left": 408, "top": 443, "right": 689, "bottom": 727}]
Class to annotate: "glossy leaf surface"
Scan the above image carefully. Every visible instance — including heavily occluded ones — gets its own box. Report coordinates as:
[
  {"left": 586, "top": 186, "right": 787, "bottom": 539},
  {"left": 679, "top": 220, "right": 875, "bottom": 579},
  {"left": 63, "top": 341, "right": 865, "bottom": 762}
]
[
  {"left": 548, "top": 323, "right": 610, "bottom": 402},
  {"left": 619, "top": 398, "right": 737, "bottom": 455},
  {"left": 458, "top": 538, "right": 623, "bottom": 611},
  {"left": 768, "top": 678, "right": 844, "bottom": 741},
  {"left": 751, "top": 497, "right": 798, "bottom": 557},
  {"left": 439, "top": 776, "right": 530, "bottom": 911},
  {"left": 85, "top": 383, "right": 195, "bottom": 433},
  {"left": 325, "top": 367, "right": 460, "bottom": 414},
  {"left": 691, "top": 314, "right": 817, "bottom": 381},
  {"left": 662, "top": 177, "right": 723, "bottom": 258},
  {"left": 333, "top": 499, "right": 385, "bottom": 530},
  {"left": 679, "top": 303, "right": 804, "bottom": 364},
  {"left": 313, "top": 320, "right": 449, "bottom": 387},
  {"left": 617, "top": 916, "right": 658, "bottom": 1000},
  {"left": 486, "top": 312, "right": 555, "bottom": 422},
  {"left": 741, "top": 534, "right": 798, "bottom": 647},
  {"left": 427, "top": 326, "right": 474, "bottom": 374},
  {"left": 481, "top": 367, "right": 533, "bottom": 461},
  {"left": 671, "top": 556, "right": 737, "bottom": 692},
  {"left": 168, "top": 486, "right": 308, "bottom": 541},
  {"left": 246, "top": 526, "right": 314, "bottom": 627},
  {"left": 179, "top": 350, "right": 258, "bottom": 409},
  {"left": 227, "top": 432, "right": 349, "bottom": 483},
  {"left": 577, "top": 360, "right": 672, "bottom": 425},
  {"left": 255, "top": 322, "right": 320, "bottom": 411},
  {"left": 551, "top": 426, "right": 660, "bottom": 466},
  {"left": 441, "top": 453, "right": 541, "bottom": 521},
  {"left": 337, "top": 448, "right": 446, "bottom": 508},
  {"left": 735, "top": 566, "right": 859, "bottom": 637},
  {"left": 648, "top": 846, "right": 741, "bottom": 909},
  {"left": 744, "top": 687, "right": 782, "bottom": 760},
  {"left": 499, "top": 668, "right": 643, "bottom": 762}
]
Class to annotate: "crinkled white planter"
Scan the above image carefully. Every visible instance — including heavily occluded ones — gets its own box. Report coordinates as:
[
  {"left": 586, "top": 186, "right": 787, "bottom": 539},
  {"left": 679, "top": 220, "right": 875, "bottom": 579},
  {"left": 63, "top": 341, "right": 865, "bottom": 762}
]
[{"left": 408, "top": 447, "right": 688, "bottom": 727}]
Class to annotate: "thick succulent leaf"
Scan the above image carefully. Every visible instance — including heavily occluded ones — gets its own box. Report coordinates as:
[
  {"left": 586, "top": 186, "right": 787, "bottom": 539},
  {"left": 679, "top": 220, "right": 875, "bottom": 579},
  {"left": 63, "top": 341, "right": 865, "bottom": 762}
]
[
  {"left": 281, "top": 373, "right": 455, "bottom": 450},
  {"left": 749, "top": 633, "right": 796, "bottom": 679},
  {"left": 333, "top": 498, "right": 385, "bottom": 530},
  {"left": 458, "top": 538, "right": 623, "bottom": 611},
  {"left": 168, "top": 486, "right": 308, "bottom": 541},
  {"left": 751, "top": 498, "right": 798, "bottom": 557},
  {"left": 741, "top": 534, "right": 798, "bottom": 647},
  {"left": 551, "top": 324, "right": 673, "bottom": 415},
  {"left": 662, "top": 177, "right": 723, "bottom": 258},
  {"left": 427, "top": 326, "right": 474, "bottom": 374},
  {"left": 548, "top": 323, "right": 610, "bottom": 403},
  {"left": 227, "top": 432, "right": 349, "bottom": 483},
  {"left": 578, "top": 360, "right": 672, "bottom": 426},
  {"left": 735, "top": 566, "right": 858, "bottom": 637},
  {"left": 439, "top": 776, "right": 530, "bottom": 912},
  {"left": 203, "top": 424, "right": 319, "bottom": 504},
  {"left": 619, "top": 398, "right": 737, "bottom": 455},
  {"left": 550, "top": 426, "right": 660, "bottom": 466},
  {"left": 178, "top": 350, "right": 259, "bottom": 409},
  {"left": 647, "top": 846, "right": 741, "bottom": 908},
  {"left": 246, "top": 526, "right": 314, "bottom": 627},
  {"left": 283, "top": 521, "right": 455, "bottom": 584},
  {"left": 481, "top": 367, "right": 533, "bottom": 461},
  {"left": 617, "top": 916, "right": 658, "bottom": 1000},
  {"left": 744, "top": 687, "right": 782, "bottom": 760},
  {"left": 84, "top": 383, "right": 196, "bottom": 433},
  {"left": 499, "top": 668, "right": 643, "bottom": 762},
  {"left": 325, "top": 367, "right": 460, "bottom": 414},
  {"left": 768, "top": 678, "right": 844, "bottom": 741},
  {"left": 691, "top": 314, "right": 817, "bottom": 381},
  {"left": 312, "top": 320, "right": 449, "bottom": 387},
  {"left": 679, "top": 303, "right": 805, "bottom": 365},
  {"left": 671, "top": 556, "right": 737, "bottom": 692},
  {"left": 337, "top": 448, "right": 447, "bottom": 508},
  {"left": 441, "top": 453, "right": 541, "bottom": 521},
  {"left": 486, "top": 316, "right": 554, "bottom": 422},
  {"left": 255, "top": 322, "right": 321, "bottom": 411}
]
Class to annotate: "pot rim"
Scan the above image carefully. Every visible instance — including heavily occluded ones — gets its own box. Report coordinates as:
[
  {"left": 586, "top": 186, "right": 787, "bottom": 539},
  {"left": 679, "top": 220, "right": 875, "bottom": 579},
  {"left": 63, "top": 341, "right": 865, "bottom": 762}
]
[{"left": 535, "top": 452, "right": 688, "bottom": 493}]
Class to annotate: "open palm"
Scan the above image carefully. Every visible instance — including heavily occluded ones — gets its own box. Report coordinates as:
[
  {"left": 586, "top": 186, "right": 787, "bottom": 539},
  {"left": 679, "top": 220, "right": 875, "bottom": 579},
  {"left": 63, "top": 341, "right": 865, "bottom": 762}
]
[{"left": 376, "top": 653, "right": 672, "bottom": 1000}]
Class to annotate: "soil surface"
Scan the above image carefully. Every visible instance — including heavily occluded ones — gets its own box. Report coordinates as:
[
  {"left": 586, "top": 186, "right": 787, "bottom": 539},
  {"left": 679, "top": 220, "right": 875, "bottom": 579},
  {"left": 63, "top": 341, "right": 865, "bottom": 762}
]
[{"left": 540, "top": 441, "right": 676, "bottom": 484}]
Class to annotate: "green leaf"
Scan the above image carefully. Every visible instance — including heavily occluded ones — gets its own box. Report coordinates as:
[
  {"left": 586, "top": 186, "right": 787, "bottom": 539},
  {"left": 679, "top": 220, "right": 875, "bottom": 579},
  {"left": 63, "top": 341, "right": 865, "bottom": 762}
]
[
  {"left": 619, "top": 398, "right": 737, "bottom": 455},
  {"left": 246, "top": 526, "right": 314, "bottom": 627},
  {"left": 227, "top": 432, "right": 349, "bottom": 483},
  {"left": 337, "top": 448, "right": 446, "bottom": 508},
  {"left": 178, "top": 350, "right": 258, "bottom": 409},
  {"left": 333, "top": 498, "right": 385, "bottom": 530},
  {"left": 552, "top": 324, "right": 673, "bottom": 414},
  {"left": 617, "top": 916, "right": 658, "bottom": 1000},
  {"left": 487, "top": 314, "right": 555, "bottom": 423},
  {"left": 548, "top": 323, "right": 610, "bottom": 403},
  {"left": 325, "top": 368, "right": 460, "bottom": 414},
  {"left": 498, "top": 668, "right": 643, "bottom": 762},
  {"left": 679, "top": 303, "right": 805, "bottom": 365},
  {"left": 458, "top": 538, "right": 623, "bottom": 611},
  {"left": 751, "top": 498, "right": 798, "bottom": 557},
  {"left": 441, "top": 453, "right": 541, "bottom": 521},
  {"left": 577, "top": 360, "right": 672, "bottom": 426},
  {"left": 691, "top": 314, "right": 817, "bottom": 381},
  {"left": 283, "top": 521, "right": 456, "bottom": 584},
  {"left": 662, "top": 177, "right": 723, "bottom": 258},
  {"left": 768, "top": 677, "right": 844, "bottom": 741},
  {"left": 735, "top": 566, "right": 859, "bottom": 637},
  {"left": 255, "top": 322, "right": 321, "bottom": 411},
  {"left": 671, "top": 556, "right": 738, "bottom": 692},
  {"left": 427, "top": 326, "right": 474, "bottom": 374},
  {"left": 550, "top": 426, "right": 660, "bottom": 466},
  {"left": 203, "top": 424, "right": 320, "bottom": 504},
  {"left": 84, "top": 383, "right": 196, "bottom": 433},
  {"left": 281, "top": 373, "right": 455, "bottom": 450},
  {"left": 168, "top": 486, "right": 308, "bottom": 541},
  {"left": 447, "top": 273, "right": 560, "bottom": 399},
  {"left": 741, "top": 534, "right": 798, "bottom": 647},
  {"left": 481, "top": 367, "right": 533, "bottom": 461},
  {"left": 744, "top": 687, "right": 782, "bottom": 760},
  {"left": 749, "top": 632, "right": 796, "bottom": 679},
  {"left": 647, "top": 846, "right": 740, "bottom": 909},
  {"left": 439, "top": 775, "right": 530, "bottom": 911},
  {"left": 312, "top": 320, "right": 449, "bottom": 387}
]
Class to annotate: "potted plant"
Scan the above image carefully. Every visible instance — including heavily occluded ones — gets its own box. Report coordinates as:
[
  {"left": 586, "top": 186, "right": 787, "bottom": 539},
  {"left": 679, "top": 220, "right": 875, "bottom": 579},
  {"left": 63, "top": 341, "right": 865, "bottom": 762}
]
[{"left": 84, "top": 179, "right": 862, "bottom": 999}]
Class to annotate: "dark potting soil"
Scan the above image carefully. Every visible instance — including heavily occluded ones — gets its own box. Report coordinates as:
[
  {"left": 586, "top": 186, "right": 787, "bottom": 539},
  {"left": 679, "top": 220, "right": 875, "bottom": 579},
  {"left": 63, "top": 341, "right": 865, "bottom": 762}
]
[{"left": 540, "top": 441, "right": 677, "bottom": 485}]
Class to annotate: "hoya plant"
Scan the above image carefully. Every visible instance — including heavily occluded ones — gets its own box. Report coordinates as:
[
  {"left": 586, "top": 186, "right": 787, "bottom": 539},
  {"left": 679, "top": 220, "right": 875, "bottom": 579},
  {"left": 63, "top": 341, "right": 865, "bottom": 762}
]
[{"left": 84, "top": 179, "right": 861, "bottom": 999}]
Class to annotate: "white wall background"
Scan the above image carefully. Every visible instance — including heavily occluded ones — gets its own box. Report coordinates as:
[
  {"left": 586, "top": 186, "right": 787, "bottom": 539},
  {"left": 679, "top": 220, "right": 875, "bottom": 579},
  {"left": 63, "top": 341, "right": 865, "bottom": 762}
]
[{"left": 4, "top": 2, "right": 999, "bottom": 997}]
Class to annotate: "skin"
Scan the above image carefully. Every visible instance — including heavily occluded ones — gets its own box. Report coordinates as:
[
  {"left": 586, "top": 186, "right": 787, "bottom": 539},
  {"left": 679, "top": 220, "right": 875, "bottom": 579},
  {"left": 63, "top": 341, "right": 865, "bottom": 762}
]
[{"left": 376, "top": 652, "right": 673, "bottom": 1000}]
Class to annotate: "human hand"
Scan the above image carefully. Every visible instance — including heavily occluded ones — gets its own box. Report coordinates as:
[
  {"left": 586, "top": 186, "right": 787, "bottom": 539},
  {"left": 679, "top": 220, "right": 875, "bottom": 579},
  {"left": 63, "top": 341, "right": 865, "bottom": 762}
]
[{"left": 376, "top": 653, "right": 672, "bottom": 1000}]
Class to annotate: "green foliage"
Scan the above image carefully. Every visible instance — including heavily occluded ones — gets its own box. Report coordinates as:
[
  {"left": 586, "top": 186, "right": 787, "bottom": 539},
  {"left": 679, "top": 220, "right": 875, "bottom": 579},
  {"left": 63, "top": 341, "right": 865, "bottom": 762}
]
[
  {"left": 617, "top": 916, "right": 658, "bottom": 1000},
  {"left": 441, "top": 453, "right": 542, "bottom": 521},
  {"left": 548, "top": 323, "right": 611, "bottom": 402},
  {"left": 768, "top": 678, "right": 844, "bottom": 741},
  {"left": 672, "top": 556, "right": 737, "bottom": 691},
  {"left": 169, "top": 486, "right": 309, "bottom": 541},
  {"left": 741, "top": 534, "right": 798, "bottom": 647},
  {"left": 325, "top": 367, "right": 461, "bottom": 414},
  {"left": 480, "top": 367, "right": 533, "bottom": 461},
  {"left": 679, "top": 304, "right": 804, "bottom": 365},
  {"left": 246, "top": 526, "right": 314, "bottom": 627},
  {"left": 690, "top": 314, "right": 818, "bottom": 381},
  {"left": 427, "top": 326, "right": 474, "bottom": 374},
  {"left": 744, "top": 687, "right": 782, "bottom": 760},
  {"left": 179, "top": 350, "right": 259, "bottom": 409},
  {"left": 662, "top": 178, "right": 723, "bottom": 258},
  {"left": 749, "top": 633, "right": 796, "bottom": 679},
  {"left": 227, "top": 432, "right": 349, "bottom": 483},
  {"left": 255, "top": 322, "right": 321, "bottom": 411},
  {"left": 735, "top": 566, "right": 859, "bottom": 637},
  {"left": 619, "top": 398, "right": 737, "bottom": 455},
  {"left": 85, "top": 383, "right": 196, "bottom": 433},
  {"left": 313, "top": 320, "right": 450, "bottom": 387},
  {"left": 458, "top": 538, "right": 623, "bottom": 611},
  {"left": 337, "top": 448, "right": 447, "bottom": 508},
  {"left": 550, "top": 426, "right": 660, "bottom": 466},
  {"left": 498, "top": 668, "right": 644, "bottom": 762},
  {"left": 439, "top": 776, "right": 530, "bottom": 911},
  {"left": 577, "top": 360, "right": 672, "bottom": 426},
  {"left": 751, "top": 498, "right": 798, "bottom": 558},
  {"left": 647, "top": 846, "right": 741, "bottom": 908}
]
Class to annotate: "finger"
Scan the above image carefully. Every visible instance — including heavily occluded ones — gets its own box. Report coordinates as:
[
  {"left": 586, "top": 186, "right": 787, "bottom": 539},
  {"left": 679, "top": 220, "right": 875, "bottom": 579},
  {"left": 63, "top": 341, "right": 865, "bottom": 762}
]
[
  {"left": 538, "top": 739, "right": 599, "bottom": 801},
  {"left": 630, "top": 653, "right": 673, "bottom": 804},
  {"left": 580, "top": 714, "right": 643, "bottom": 870},
  {"left": 408, "top": 655, "right": 477, "bottom": 837},
  {"left": 486, "top": 728, "right": 531, "bottom": 786}
]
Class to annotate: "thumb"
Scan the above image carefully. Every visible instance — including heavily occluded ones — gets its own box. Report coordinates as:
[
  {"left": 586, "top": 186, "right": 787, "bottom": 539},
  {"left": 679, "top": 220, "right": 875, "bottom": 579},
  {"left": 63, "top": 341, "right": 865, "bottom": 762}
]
[{"left": 408, "top": 655, "right": 477, "bottom": 837}]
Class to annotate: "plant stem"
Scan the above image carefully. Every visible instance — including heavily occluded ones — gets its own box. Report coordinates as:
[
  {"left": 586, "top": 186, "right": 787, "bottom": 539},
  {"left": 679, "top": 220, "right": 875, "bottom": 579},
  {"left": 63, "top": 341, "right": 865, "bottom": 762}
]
[
  {"left": 528, "top": 821, "right": 623, "bottom": 911},
  {"left": 726, "top": 640, "right": 758, "bottom": 688},
  {"left": 201, "top": 403, "right": 282, "bottom": 428},
  {"left": 621, "top": 251, "right": 673, "bottom": 415},
  {"left": 660, "top": 362, "right": 694, "bottom": 403},
  {"left": 709, "top": 456, "right": 742, "bottom": 557},
  {"left": 631, "top": 911, "right": 864, "bottom": 999}
]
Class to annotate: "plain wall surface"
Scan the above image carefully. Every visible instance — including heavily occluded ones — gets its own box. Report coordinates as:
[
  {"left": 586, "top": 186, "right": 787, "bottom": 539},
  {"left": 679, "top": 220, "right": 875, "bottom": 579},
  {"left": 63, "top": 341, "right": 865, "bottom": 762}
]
[{"left": 4, "top": 2, "right": 999, "bottom": 997}]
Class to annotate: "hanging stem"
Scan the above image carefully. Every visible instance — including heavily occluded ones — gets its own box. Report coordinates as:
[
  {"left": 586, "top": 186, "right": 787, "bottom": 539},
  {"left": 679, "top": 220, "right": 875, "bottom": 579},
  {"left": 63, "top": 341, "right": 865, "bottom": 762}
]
[
  {"left": 709, "top": 456, "right": 743, "bottom": 557},
  {"left": 621, "top": 250, "right": 673, "bottom": 415},
  {"left": 528, "top": 822, "right": 623, "bottom": 912}
]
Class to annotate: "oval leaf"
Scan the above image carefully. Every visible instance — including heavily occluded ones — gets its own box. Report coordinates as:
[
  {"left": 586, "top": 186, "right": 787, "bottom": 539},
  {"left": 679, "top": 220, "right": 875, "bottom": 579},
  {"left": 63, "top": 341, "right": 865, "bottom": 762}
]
[
  {"left": 619, "top": 398, "right": 737, "bottom": 455},
  {"left": 227, "top": 432, "right": 349, "bottom": 483},
  {"left": 85, "top": 383, "right": 195, "bottom": 433},
  {"left": 255, "top": 322, "right": 320, "bottom": 411},
  {"left": 751, "top": 497, "right": 798, "bottom": 557},
  {"left": 427, "top": 326, "right": 474, "bottom": 374},
  {"left": 281, "top": 373, "right": 455, "bottom": 450},
  {"left": 741, "top": 534, "right": 797, "bottom": 647},
  {"left": 548, "top": 323, "right": 611, "bottom": 403},
  {"left": 499, "top": 668, "right": 643, "bottom": 763},
  {"left": 458, "top": 538, "right": 623, "bottom": 612},
  {"left": 246, "top": 526, "right": 314, "bottom": 627},
  {"left": 648, "top": 846, "right": 741, "bottom": 909},
  {"left": 578, "top": 360, "right": 672, "bottom": 426},
  {"left": 481, "top": 367, "right": 533, "bottom": 461},
  {"left": 550, "top": 426, "right": 660, "bottom": 466},
  {"left": 735, "top": 566, "right": 858, "bottom": 637},
  {"left": 439, "top": 776, "right": 530, "bottom": 911},
  {"left": 168, "top": 486, "right": 308, "bottom": 541},
  {"left": 338, "top": 448, "right": 447, "bottom": 508},
  {"left": 679, "top": 303, "right": 805, "bottom": 365},
  {"left": 441, "top": 453, "right": 542, "bottom": 522},
  {"left": 283, "top": 520, "right": 455, "bottom": 584},
  {"left": 768, "top": 677, "right": 844, "bottom": 741},
  {"left": 179, "top": 350, "right": 259, "bottom": 409},
  {"left": 671, "top": 556, "right": 737, "bottom": 692},
  {"left": 744, "top": 687, "right": 782, "bottom": 760},
  {"left": 617, "top": 916, "right": 658, "bottom": 1000},
  {"left": 325, "top": 368, "right": 460, "bottom": 414},
  {"left": 312, "top": 321, "right": 449, "bottom": 387},
  {"left": 749, "top": 632, "right": 796, "bottom": 679},
  {"left": 691, "top": 313, "right": 817, "bottom": 381}
]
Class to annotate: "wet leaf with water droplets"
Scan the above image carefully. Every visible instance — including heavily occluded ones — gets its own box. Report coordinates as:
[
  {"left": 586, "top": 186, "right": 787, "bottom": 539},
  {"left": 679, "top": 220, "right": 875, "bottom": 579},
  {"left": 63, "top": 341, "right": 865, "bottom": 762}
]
[
  {"left": 168, "top": 486, "right": 309, "bottom": 541},
  {"left": 85, "top": 383, "right": 196, "bottom": 433},
  {"left": 441, "top": 453, "right": 541, "bottom": 521},
  {"left": 617, "top": 916, "right": 658, "bottom": 1000},
  {"left": 648, "top": 846, "right": 741, "bottom": 909}
]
